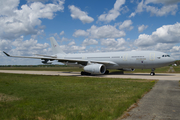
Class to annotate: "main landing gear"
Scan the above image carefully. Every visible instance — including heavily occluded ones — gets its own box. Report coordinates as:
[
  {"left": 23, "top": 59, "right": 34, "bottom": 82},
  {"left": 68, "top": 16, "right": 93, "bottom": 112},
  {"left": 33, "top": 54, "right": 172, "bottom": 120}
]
[
  {"left": 81, "top": 71, "right": 91, "bottom": 75},
  {"left": 104, "top": 70, "right": 109, "bottom": 74},
  {"left": 150, "top": 68, "right": 155, "bottom": 76}
]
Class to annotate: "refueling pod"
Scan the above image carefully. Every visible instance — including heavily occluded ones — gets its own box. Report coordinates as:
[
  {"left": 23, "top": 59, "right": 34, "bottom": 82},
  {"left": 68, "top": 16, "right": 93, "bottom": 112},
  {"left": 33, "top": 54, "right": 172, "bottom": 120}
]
[
  {"left": 41, "top": 59, "right": 53, "bottom": 64},
  {"left": 83, "top": 64, "right": 106, "bottom": 74}
]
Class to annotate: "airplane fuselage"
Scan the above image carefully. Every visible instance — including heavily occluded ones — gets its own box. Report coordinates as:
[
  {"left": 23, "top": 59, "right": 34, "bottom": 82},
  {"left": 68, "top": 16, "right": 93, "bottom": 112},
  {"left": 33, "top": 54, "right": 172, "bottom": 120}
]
[{"left": 57, "top": 51, "right": 175, "bottom": 69}]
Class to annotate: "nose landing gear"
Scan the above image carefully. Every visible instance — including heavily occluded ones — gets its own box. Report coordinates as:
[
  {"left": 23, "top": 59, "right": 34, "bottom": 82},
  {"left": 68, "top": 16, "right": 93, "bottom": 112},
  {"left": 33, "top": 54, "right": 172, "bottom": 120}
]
[{"left": 150, "top": 68, "right": 155, "bottom": 76}]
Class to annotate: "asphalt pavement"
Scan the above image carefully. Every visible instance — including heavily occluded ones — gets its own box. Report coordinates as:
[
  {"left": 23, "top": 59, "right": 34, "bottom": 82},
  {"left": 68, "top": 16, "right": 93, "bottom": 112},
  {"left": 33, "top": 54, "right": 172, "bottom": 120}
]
[{"left": 122, "top": 80, "right": 180, "bottom": 120}]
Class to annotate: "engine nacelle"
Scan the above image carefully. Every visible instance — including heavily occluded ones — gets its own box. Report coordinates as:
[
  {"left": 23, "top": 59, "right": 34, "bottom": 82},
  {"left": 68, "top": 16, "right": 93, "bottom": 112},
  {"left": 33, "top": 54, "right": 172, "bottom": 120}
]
[{"left": 84, "top": 64, "right": 106, "bottom": 74}]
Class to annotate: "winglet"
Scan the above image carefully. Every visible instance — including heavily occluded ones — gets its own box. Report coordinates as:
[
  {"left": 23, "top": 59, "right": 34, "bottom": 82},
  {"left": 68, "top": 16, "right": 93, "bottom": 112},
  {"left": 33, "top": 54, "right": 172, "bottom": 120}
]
[{"left": 3, "top": 51, "right": 10, "bottom": 57}]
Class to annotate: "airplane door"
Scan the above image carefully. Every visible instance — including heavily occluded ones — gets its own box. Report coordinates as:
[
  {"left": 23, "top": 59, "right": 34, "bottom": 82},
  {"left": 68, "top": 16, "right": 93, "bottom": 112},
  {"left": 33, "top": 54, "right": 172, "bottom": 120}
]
[
  {"left": 123, "top": 54, "right": 128, "bottom": 61},
  {"left": 150, "top": 53, "right": 155, "bottom": 61}
]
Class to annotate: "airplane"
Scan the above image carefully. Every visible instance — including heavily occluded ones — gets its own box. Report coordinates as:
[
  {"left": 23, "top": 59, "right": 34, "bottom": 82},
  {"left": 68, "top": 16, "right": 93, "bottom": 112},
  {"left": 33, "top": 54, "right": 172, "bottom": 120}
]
[{"left": 3, "top": 37, "right": 175, "bottom": 76}]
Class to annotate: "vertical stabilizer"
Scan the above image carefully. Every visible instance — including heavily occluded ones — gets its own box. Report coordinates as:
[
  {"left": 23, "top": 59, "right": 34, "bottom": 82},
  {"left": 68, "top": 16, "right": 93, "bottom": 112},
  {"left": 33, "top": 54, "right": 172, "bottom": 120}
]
[{"left": 50, "top": 37, "right": 66, "bottom": 55}]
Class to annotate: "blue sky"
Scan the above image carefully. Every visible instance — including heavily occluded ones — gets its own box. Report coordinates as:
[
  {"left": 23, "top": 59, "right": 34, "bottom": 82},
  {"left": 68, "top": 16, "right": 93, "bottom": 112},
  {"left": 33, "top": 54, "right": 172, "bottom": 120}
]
[{"left": 1, "top": 0, "right": 180, "bottom": 65}]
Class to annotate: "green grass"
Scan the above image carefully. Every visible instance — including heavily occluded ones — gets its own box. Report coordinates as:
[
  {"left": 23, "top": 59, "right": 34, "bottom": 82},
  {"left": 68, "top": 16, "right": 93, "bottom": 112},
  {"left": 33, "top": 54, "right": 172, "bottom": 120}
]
[
  {"left": 173, "top": 66, "right": 180, "bottom": 73},
  {"left": 0, "top": 66, "right": 83, "bottom": 71},
  {"left": 0, "top": 73, "right": 156, "bottom": 120}
]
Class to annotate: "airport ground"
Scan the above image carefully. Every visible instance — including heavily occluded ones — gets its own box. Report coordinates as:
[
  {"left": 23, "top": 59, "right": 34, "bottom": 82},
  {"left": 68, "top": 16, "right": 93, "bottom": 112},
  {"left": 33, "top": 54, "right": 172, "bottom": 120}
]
[{"left": 0, "top": 66, "right": 180, "bottom": 120}]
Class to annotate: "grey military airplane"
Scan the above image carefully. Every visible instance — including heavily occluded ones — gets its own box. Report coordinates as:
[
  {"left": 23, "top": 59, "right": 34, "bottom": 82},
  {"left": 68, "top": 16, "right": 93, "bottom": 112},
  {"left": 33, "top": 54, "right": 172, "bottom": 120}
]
[{"left": 3, "top": 37, "right": 175, "bottom": 76}]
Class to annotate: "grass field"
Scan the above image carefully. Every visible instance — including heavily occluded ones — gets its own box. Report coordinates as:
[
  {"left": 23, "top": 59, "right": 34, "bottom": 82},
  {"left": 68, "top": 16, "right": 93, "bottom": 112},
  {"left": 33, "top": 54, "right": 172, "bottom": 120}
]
[
  {"left": 0, "top": 73, "right": 156, "bottom": 120},
  {"left": 0, "top": 66, "right": 83, "bottom": 72}
]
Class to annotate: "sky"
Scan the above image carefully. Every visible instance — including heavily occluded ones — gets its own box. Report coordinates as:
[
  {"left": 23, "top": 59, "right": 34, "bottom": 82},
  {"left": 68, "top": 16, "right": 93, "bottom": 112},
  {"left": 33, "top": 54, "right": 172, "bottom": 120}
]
[{"left": 1, "top": 0, "right": 180, "bottom": 65}]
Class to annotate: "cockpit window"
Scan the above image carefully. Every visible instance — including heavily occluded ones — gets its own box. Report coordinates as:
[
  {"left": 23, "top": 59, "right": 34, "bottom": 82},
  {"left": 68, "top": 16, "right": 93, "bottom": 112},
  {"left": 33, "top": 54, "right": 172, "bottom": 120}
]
[{"left": 162, "top": 55, "right": 170, "bottom": 57}]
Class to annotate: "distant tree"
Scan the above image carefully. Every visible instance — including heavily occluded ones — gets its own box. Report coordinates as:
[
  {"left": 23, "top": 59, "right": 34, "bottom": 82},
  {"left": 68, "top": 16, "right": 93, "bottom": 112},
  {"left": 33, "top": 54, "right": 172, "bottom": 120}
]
[{"left": 175, "top": 60, "right": 180, "bottom": 66}]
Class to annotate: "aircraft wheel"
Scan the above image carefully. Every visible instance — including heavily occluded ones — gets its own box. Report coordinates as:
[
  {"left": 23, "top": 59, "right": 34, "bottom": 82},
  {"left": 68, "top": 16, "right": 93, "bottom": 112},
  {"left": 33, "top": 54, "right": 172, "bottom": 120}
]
[
  {"left": 86, "top": 72, "right": 91, "bottom": 75},
  {"left": 105, "top": 70, "right": 109, "bottom": 74},
  {"left": 81, "top": 71, "right": 91, "bottom": 75},
  {"left": 81, "top": 71, "right": 84, "bottom": 75},
  {"left": 150, "top": 72, "right": 155, "bottom": 76}
]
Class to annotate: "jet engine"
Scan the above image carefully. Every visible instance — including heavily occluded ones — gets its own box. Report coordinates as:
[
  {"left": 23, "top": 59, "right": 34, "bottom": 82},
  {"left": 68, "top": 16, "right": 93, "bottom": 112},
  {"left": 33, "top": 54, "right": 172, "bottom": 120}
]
[{"left": 84, "top": 64, "right": 106, "bottom": 74}]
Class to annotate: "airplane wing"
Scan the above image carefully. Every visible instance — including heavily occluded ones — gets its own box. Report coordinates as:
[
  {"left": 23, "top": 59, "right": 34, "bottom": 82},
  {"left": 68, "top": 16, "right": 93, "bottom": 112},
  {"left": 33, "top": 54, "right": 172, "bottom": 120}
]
[
  {"left": 3, "top": 51, "right": 116, "bottom": 65},
  {"left": 34, "top": 54, "right": 57, "bottom": 58},
  {"left": 3, "top": 51, "right": 50, "bottom": 59}
]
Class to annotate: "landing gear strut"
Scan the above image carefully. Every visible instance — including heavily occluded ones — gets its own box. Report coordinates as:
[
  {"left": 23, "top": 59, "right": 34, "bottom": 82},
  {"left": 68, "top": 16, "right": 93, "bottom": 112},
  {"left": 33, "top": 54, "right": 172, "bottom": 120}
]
[{"left": 150, "top": 68, "right": 155, "bottom": 76}]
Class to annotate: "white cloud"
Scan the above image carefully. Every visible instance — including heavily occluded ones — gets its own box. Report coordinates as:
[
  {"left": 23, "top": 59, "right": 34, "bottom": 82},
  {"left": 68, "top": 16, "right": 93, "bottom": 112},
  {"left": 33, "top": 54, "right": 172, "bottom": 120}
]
[
  {"left": 73, "top": 30, "right": 89, "bottom": 37},
  {"left": 68, "top": 41, "right": 75, "bottom": 46},
  {"left": 101, "top": 38, "right": 127, "bottom": 51},
  {"left": 82, "top": 39, "right": 98, "bottom": 46},
  {"left": 170, "top": 45, "right": 180, "bottom": 59},
  {"left": 68, "top": 5, "right": 94, "bottom": 24},
  {"left": 59, "top": 45, "right": 86, "bottom": 53},
  {"left": 130, "top": 0, "right": 134, "bottom": 3},
  {"left": 1, "top": 36, "right": 52, "bottom": 65},
  {"left": 73, "top": 25, "right": 126, "bottom": 39},
  {"left": 0, "top": 39, "right": 12, "bottom": 52},
  {"left": 129, "top": 0, "right": 144, "bottom": 17},
  {"left": 11, "top": 36, "right": 49, "bottom": 56},
  {"left": 134, "top": 43, "right": 175, "bottom": 53},
  {"left": 129, "top": 0, "right": 179, "bottom": 17},
  {"left": 27, "top": 0, "right": 49, "bottom": 3},
  {"left": 0, "top": 0, "right": 65, "bottom": 40},
  {"left": 129, "top": 12, "right": 136, "bottom": 17},
  {"left": 154, "top": 43, "right": 174, "bottom": 51},
  {"left": 61, "top": 37, "right": 71, "bottom": 42},
  {"left": 136, "top": 0, "right": 144, "bottom": 13},
  {"left": 60, "top": 31, "right": 65, "bottom": 35},
  {"left": 146, "top": 4, "right": 178, "bottom": 16},
  {"left": 135, "top": 22, "right": 180, "bottom": 47},
  {"left": 138, "top": 24, "right": 148, "bottom": 32},
  {"left": 119, "top": 20, "right": 134, "bottom": 31},
  {"left": 170, "top": 46, "right": 180, "bottom": 52},
  {"left": 88, "top": 25, "right": 126, "bottom": 39},
  {"left": 98, "top": 0, "right": 126, "bottom": 23},
  {"left": 0, "top": 0, "right": 19, "bottom": 16},
  {"left": 101, "top": 38, "right": 126, "bottom": 47},
  {"left": 145, "top": 0, "right": 180, "bottom": 5}
]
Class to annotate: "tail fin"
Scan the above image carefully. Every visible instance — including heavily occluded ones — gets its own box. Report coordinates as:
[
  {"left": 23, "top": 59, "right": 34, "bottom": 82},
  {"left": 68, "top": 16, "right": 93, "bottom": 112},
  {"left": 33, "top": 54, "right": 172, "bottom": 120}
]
[{"left": 50, "top": 37, "right": 66, "bottom": 55}]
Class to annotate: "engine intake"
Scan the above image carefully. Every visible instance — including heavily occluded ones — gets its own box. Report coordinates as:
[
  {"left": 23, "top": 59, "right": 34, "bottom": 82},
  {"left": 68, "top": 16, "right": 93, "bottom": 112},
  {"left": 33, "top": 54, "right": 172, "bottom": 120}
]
[{"left": 84, "top": 64, "right": 106, "bottom": 74}]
